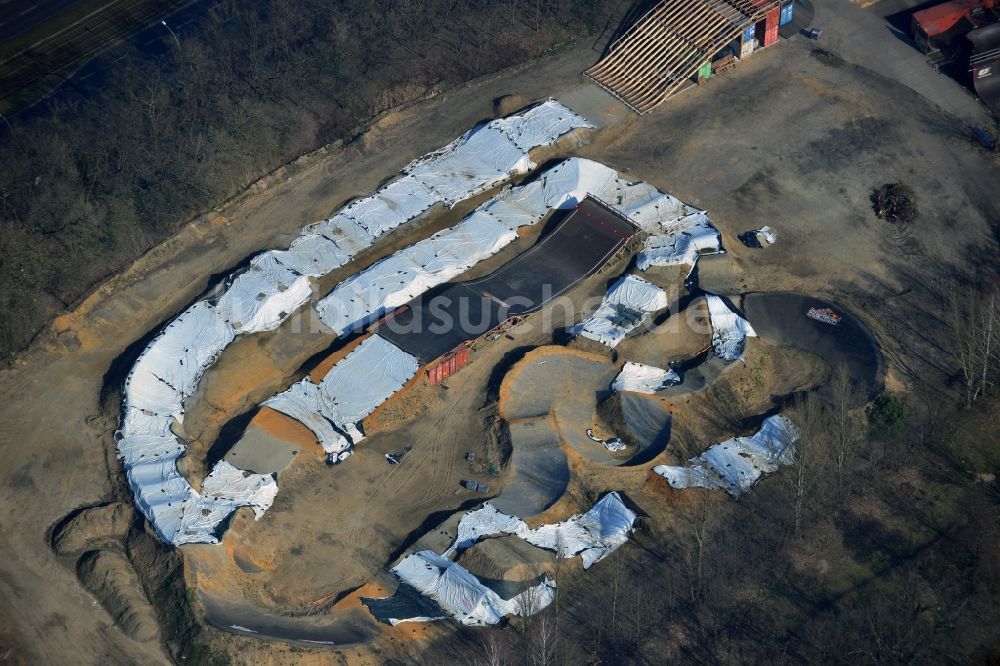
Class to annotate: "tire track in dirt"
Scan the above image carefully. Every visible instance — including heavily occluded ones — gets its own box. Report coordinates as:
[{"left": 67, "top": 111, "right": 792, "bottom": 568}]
[{"left": 416, "top": 398, "right": 463, "bottom": 503}]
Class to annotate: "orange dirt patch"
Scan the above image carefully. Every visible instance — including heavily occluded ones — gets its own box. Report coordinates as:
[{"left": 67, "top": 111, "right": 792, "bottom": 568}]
[
  {"left": 380, "top": 619, "right": 439, "bottom": 643},
  {"left": 253, "top": 406, "right": 320, "bottom": 451},
  {"left": 331, "top": 582, "right": 386, "bottom": 611},
  {"left": 361, "top": 370, "right": 436, "bottom": 434},
  {"left": 645, "top": 468, "right": 679, "bottom": 498}
]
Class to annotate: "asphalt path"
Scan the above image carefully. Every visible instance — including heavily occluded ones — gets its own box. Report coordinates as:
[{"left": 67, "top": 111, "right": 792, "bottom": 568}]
[
  {"left": 743, "top": 292, "right": 883, "bottom": 397},
  {"left": 362, "top": 584, "right": 445, "bottom": 626},
  {"left": 492, "top": 418, "right": 569, "bottom": 518},
  {"left": 378, "top": 198, "right": 634, "bottom": 363},
  {"left": 201, "top": 593, "right": 378, "bottom": 647}
]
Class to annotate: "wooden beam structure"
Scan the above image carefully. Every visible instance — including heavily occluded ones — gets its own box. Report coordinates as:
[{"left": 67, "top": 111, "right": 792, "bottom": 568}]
[{"left": 586, "top": 0, "right": 780, "bottom": 114}]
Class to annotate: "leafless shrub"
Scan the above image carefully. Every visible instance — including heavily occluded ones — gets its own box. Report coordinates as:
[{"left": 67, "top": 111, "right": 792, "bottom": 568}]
[{"left": 871, "top": 183, "right": 918, "bottom": 224}]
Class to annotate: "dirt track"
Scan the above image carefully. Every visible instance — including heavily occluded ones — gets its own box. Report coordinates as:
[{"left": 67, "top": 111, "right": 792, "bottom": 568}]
[{"left": 0, "top": 0, "right": 998, "bottom": 661}]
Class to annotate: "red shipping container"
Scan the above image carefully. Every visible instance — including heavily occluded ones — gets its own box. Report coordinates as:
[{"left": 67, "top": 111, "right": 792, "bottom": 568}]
[
  {"left": 426, "top": 346, "right": 470, "bottom": 384},
  {"left": 763, "top": 7, "right": 780, "bottom": 47}
]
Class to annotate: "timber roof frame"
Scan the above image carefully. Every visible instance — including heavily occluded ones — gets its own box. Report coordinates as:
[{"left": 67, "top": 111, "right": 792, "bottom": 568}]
[{"left": 586, "top": 0, "right": 781, "bottom": 113}]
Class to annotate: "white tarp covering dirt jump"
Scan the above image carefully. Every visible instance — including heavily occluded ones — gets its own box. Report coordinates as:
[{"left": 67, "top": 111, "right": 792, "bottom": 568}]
[
  {"left": 214, "top": 253, "right": 313, "bottom": 334},
  {"left": 275, "top": 98, "right": 590, "bottom": 279},
  {"left": 446, "top": 492, "right": 638, "bottom": 570},
  {"left": 315, "top": 211, "right": 523, "bottom": 336},
  {"left": 298, "top": 216, "right": 376, "bottom": 271},
  {"left": 572, "top": 275, "right": 668, "bottom": 348},
  {"left": 492, "top": 99, "right": 594, "bottom": 152},
  {"left": 268, "top": 233, "right": 355, "bottom": 278},
  {"left": 199, "top": 461, "right": 278, "bottom": 517},
  {"left": 371, "top": 492, "right": 634, "bottom": 626},
  {"left": 261, "top": 381, "right": 350, "bottom": 454},
  {"left": 118, "top": 300, "right": 278, "bottom": 546},
  {"left": 315, "top": 157, "right": 708, "bottom": 338},
  {"left": 402, "top": 99, "right": 593, "bottom": 206},
  {"left": 388, "top": 551, "right": 556, "bottom": 626},
  {"left": 521, "top": 492, "right": 637, "bottom": 569},
  {"left": 446, "top": 503, "right": 530, "bottom": 555},
  {"left": 756, "top": 226, "right": 776, "bottom": 246},
  {"left": 404, "top": 127, "right": 531, "bottom": 205},
  {"left": 340, "top": 176, "right": 439, "bottom": 238},
  {"left": 116, "top": 411, "right": 186, "bottom": 466},
  {"left": 705, "top": 294, "right": 756, "bottom": 361},
  {"left": 123, "top": 302, "right": 236, "bottom": 420},
  {"left": 264, "top": 336, "right": 419, "bottom": 455},
  {"left": 636, "top": 211, "right": 723, "bottom": 273},
  {"left": 174, "top": 461, "right": 277, "bottom": 546},
  {"left": 121, "top": 449, "right": 277, "bottom": 546},
  {"left": 612, "top": 361, "right": 681, "bottom": 394},
  {"left": 653, "top": 415, "right": 798, "bottom": 497},
  {"left": 528, "top": 158, "right": 701, "bottom": 233}
]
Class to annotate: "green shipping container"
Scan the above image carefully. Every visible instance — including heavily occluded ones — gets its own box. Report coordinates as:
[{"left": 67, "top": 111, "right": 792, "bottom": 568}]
[{"left": 698, "top": 61, "right": 712, "bottom": 81}]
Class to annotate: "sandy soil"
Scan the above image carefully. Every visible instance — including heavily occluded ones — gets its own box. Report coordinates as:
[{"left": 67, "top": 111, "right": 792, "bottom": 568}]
[{"left": 0, "top": 3, "right": 998, "bottom": 662}]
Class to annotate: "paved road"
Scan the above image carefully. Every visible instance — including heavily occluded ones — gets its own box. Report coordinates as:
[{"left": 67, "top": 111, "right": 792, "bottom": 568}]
[
  {"left": 377, "top": 198, "right": 635, "bottom": 363},
  {"left": 812, "top": 0, "right": 992, "bottom": 124},
  {"left": 1, "top": 0, "right": 202, "bottom": 113},
  {"left": 0, "top": 0, "right": 87, "bottom": 45}
]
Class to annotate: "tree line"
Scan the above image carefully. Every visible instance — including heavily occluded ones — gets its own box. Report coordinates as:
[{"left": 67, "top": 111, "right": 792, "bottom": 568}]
[{"left": 0, "top": 0, "right": 627, "bottom": 356}]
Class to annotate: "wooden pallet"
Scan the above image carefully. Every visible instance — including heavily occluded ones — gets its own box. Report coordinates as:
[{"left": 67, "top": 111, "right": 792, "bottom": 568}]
[
  {"left": 586, "top": 0, "right": 780, "bottom": 114},
  {"left": 713, "top": 53, "right": 738, "bottom": 72}
]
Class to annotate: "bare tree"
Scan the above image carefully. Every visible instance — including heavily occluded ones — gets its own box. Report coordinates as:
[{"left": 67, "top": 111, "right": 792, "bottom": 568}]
[
  {"left": 514, "top": 585, "right": 543, "bottom": 664},
  {"left": 787, "top": 393, "right": 828, "bottom": 536},
  {"left": 528, "top": 613, "right": 557, "bottom": 666},
  {"left": 829, "top": 362, "right": 866, "bottom": 492},
  {"left": 624, "top": 576, "right": 655, "bottom": 655},
  {"left": 977, "top": 291, "right": 1000, "bottom": 400},
  {"left": 607, "top": 550, "right": 626, "bottom": 633},
  {"left": 946, "top": 282, "right": 1000, "bottom": 408},
  {"left": 551, "top": 530, "right": 564, "bottom": 642},
  {"left": 681, "top": 490, "right": 719, "bottom": 601},
  {"left": 480, "top": 630, "right": 510, "bottom": 666}
]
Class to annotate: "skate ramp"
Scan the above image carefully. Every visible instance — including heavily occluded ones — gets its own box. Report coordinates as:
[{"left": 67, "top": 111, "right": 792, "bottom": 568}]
[
  {"left": 618, "top": 392, "right": 672, "bottom": 465},
  {"left": 500, "top": 348, "right": 669, "bottom": 466},
  {"left": 492, "top": 418, "right": 570, "bottom": 518}
]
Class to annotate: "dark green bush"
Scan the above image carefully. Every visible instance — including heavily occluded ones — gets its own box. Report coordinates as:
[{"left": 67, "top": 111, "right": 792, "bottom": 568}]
[{"left": 868, "top": 391, "right": 908, "bottom": 440}]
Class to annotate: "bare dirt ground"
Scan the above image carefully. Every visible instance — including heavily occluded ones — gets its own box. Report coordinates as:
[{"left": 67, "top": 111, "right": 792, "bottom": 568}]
[
  {"left": 0, "top": 0, "right": 998, "bottom": 661},
  {"left": 0, "top": 39, "right": 617, "bottom": 665}
]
